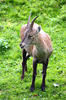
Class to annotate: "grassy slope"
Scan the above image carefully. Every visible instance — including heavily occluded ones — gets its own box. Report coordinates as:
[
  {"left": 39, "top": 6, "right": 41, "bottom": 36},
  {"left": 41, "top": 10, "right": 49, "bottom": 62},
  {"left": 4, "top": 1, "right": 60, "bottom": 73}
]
[{"left": 0, "top": 0, "right": 66, "bottom": 99}]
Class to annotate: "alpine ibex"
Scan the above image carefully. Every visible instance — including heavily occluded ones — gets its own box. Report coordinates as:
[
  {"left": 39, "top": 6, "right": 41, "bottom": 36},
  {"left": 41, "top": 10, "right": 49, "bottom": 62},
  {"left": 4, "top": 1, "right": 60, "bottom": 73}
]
[{"left": 20, "top": 14, "right": 53, "bottom": 91}]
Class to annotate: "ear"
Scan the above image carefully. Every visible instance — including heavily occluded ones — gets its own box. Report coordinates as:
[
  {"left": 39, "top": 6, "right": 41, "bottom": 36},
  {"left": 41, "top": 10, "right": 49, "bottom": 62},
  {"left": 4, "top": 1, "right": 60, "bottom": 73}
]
[{"left": 37, "top": 26, "right": 41, "bottom": 33}]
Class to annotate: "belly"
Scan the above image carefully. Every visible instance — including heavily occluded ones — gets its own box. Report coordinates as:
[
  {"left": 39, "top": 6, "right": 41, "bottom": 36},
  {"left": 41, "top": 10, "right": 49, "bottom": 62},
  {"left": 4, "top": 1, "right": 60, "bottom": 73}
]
[{"left": 32, "top": 46, "right": 48, "bottom": 62}]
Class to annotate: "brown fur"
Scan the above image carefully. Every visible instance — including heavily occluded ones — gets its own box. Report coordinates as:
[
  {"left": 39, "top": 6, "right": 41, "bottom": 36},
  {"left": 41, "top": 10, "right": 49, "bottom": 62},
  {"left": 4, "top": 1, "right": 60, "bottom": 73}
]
[
  {"left": 20, "top": 18, "right": 53, "bottom": 91},
  {"left": 20, "top": 23, "right": 53, "bottom": 61}
]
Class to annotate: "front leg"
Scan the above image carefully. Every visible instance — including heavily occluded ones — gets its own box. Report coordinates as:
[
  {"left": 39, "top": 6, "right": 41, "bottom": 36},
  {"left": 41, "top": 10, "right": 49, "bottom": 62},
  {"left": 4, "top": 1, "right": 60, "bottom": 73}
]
[
  {"left": 41, "top": 59, "right": 49, "bottom": 91},
  {"left": 30, "top": 58, "right": 38, "bottom": 92},
  {"left": 21, "top": 49, "right": 27, "bottom": 80}
]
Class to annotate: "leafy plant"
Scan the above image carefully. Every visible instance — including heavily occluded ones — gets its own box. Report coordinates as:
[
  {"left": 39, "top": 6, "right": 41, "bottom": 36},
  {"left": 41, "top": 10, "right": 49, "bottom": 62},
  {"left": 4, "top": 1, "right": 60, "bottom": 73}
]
[{"left": 0, "top": 38, "right": 10, "bottom": 53}]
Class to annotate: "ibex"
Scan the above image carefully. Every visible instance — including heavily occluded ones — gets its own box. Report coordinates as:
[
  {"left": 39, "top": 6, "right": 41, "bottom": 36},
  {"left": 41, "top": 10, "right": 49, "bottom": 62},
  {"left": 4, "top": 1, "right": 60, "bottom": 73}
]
[{"left": 20, "top": 14, "right": 53, "bottom": 92}]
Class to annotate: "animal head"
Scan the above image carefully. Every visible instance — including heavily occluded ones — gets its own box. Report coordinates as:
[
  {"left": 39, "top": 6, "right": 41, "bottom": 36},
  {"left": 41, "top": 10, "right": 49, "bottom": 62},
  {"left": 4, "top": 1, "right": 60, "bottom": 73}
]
[{"left": 20, "top": 15, "right": 41, "bottom": 49}]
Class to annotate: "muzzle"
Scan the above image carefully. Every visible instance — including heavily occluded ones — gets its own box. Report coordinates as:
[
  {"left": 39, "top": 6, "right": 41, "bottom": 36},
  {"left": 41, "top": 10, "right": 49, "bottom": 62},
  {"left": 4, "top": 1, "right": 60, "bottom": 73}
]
[{"left": 20, "top": 43, "right": 25, "bottom": 49}]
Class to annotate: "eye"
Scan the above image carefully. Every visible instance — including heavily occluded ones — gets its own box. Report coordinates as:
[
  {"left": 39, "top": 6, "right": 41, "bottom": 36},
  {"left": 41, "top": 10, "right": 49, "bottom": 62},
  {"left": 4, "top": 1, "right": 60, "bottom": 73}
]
[{"left": 28, "top": 35, "right": 32, "bottom": 39}]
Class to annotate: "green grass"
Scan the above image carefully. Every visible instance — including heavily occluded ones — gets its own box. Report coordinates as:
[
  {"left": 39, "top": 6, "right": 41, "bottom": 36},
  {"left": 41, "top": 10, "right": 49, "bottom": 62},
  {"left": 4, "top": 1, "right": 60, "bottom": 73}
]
[{"left": 0, "top": 0, "right": 66, "bottom": 99}]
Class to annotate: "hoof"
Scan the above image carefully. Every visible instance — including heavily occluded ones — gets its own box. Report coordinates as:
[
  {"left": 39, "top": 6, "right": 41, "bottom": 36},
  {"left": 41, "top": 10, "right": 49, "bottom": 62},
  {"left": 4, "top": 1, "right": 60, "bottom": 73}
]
[
  {"left": 21, "top": 76, "right": 24, "bottom": 80},
  {"left": 30, "top": 85, "right": 35, "bottom": 92},
  {"left": 41, "top": 85, "right": 45, "bottom": 91}
]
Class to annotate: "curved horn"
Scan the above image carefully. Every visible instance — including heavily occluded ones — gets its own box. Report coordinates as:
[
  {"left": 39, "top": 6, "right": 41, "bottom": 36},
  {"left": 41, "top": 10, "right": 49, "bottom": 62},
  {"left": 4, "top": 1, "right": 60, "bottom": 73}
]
[
  {"left": 30, "top": 16, "right": 38, "bottom": 30},
  {"left": 27, "top": 14, "right": 31, "bottom": 27}
]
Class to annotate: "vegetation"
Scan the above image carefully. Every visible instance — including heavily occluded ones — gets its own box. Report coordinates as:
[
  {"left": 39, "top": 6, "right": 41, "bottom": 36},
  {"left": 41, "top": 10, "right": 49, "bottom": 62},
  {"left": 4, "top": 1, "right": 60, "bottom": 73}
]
[{"left": 0, "top": 0, "right": 66, "bottom": 99}]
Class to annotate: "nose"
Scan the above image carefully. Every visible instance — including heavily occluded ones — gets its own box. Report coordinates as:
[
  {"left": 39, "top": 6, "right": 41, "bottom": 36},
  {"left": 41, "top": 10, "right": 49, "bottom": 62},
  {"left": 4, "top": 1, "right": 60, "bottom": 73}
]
[{"left": 20, "top": 42, "right": 25, "bottom": 49}]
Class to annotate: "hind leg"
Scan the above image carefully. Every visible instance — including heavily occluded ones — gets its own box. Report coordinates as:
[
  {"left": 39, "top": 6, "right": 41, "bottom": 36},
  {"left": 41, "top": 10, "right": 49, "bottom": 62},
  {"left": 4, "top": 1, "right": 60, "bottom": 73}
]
[
  {"left": 41, "top": 59, "right": 49, "bottom": 91},
  {"left": 25, "top": 54, "right": 30, "bottom": 71}
]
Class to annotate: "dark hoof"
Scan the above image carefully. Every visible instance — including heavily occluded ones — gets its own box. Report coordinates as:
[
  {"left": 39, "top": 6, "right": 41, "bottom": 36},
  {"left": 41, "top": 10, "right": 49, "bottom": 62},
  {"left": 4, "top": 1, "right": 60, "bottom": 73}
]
[
  {"left": 30, "top": 85, "right": 35, "bottom": 92},
  {"left": 41, "top": 86, "right": 45, "bottom": 91},
  {"left": 21, "top": 76, "right": 24, "bottom": 80}
]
